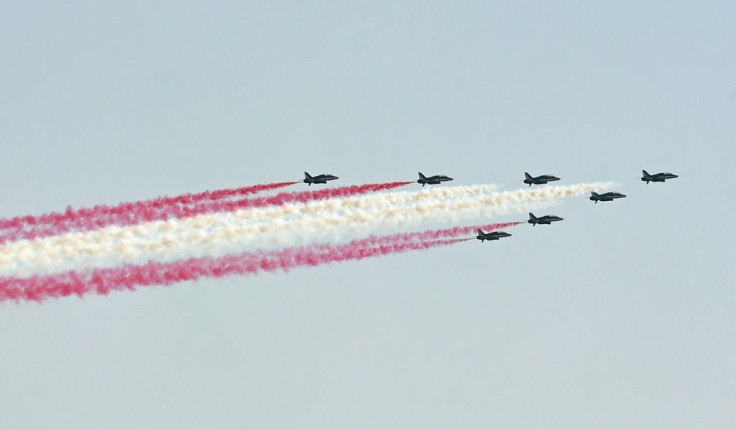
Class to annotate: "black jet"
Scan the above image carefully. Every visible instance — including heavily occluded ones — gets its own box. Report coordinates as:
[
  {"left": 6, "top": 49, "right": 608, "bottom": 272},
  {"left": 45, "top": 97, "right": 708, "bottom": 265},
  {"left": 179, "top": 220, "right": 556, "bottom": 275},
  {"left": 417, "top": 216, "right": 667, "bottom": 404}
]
[
  {"left": 476, "top": 229, "right": 511, "bottom": 242},
  {"left": 523, "top": 172, "right": 560, "bottom": 186},
  {"left": 417, "top": 172, "right": 453, "bottom": 186},
  {"left": 303, "top": 172, "right": 338, "bottom": 186},
  {"left": 641, "top": 170, "right": 678, "bottom": 184},
  {"left": 590, "top": 191, "right": 626, "bottom": 203},
  {"left": 528, "top": 212, "right": 563, "bottom": 226}
]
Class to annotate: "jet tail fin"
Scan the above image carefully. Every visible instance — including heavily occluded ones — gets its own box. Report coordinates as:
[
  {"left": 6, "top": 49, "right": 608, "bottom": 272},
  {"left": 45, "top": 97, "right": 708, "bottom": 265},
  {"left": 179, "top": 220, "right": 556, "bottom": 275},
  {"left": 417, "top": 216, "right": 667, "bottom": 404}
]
[
  {"left": 528, "top": 212, "right": 537, "bottom": 221},
  {"left": 477, "top": 229, "right": 484, "bottom": 235},
  {"left": 591, "top": 191, "right": 599, "bottom": 197},
  {"left": 304, "top": 172, "right": 312, "bottom": 180},
  {"left": 524, "top": 172, "right": 532, "bottom": 180},
  {"left": 418, "top": 172, "right": 426, "bottom": 180},
  {"left": 642, "top": 170, "right": 649, "bottom": 177}
]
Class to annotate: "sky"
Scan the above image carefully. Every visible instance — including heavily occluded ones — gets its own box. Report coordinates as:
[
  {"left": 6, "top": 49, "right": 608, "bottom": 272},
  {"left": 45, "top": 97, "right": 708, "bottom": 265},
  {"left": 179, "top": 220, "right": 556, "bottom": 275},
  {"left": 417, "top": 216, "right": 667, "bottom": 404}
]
[{"left": 1, "top": 1, "right": 735, "bottom": 428}]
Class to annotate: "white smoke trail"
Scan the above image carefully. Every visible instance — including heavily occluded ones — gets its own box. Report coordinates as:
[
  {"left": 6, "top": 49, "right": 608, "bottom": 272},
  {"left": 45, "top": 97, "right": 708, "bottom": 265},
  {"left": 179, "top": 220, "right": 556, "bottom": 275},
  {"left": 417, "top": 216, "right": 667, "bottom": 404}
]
[
  {"left": 0, "top": 183, "right": 612, "bottom": 277},
  {"left": 0, "top": 184, "right": 500, "bottom": 262}
]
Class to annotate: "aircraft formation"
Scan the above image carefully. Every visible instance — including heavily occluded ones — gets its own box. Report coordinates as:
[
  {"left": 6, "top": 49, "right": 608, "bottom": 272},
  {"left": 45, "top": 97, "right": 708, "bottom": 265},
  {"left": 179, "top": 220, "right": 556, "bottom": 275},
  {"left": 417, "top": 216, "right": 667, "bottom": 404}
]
[{"left": 301, "top": 169, "right": 678, "bottom": 243}]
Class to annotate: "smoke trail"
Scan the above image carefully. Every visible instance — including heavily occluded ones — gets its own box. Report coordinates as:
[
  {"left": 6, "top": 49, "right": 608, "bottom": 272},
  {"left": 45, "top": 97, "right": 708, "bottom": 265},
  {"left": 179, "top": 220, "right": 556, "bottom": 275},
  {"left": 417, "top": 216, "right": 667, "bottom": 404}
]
[
  {"left": 156, "top": 181, "right": 414, "bottom": 219},
  {"left": 3, "top": 182, "right": 497, "bottom": 248},
  {"left": 0, "top": 237, "right": 468, "bottom": 303},
  {"left": 0, "top": 181, "right": 299, "bottom": 243},
  {"left": 145, "top": 180, "right": 593, "bottom": 230},
  {"left": 0, "top": 183, "right": 608, "bottom": 277},
  {"left": 0, "top": 199, "right": 548, "bottom": 278},
  {"left": 0, "top": 181, "right": 412, "bottom": 243},
  {"left": 366, "top": 221, "right": 524, "bottom": 244}
]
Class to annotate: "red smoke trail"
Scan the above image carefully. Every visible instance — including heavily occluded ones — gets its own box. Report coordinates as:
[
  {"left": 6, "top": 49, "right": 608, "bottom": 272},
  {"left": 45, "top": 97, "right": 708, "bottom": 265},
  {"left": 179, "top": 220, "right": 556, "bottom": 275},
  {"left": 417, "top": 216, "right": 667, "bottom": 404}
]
[
  {"left": 345, "top": 221, "right": 524, "bottom": 247},
  {"left": 290, "top": 223, "right": 521, "bottom": 263},
  {"left": 0, "top": 181, "right": 410, "bottom": 243},
  {"left": 0, "top": 182, "right": 298, "bottom": 242},
  {"left": 0, "top": 220, "right": 523, "bottom": 303},
  {"left": 0, "top": 236, "right": 463, "bottom": 303},
  {"left": 168, "top": 181, "right": 414, "bottom": 219},
  {"left": 393, "top": 221, "right": 524, "bottom": 242}
]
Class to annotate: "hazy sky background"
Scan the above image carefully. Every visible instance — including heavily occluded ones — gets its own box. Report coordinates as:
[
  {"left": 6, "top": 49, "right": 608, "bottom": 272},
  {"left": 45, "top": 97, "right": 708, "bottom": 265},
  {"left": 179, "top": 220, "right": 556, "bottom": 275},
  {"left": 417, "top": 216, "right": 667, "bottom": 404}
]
[{"left": 1, "top": 1, "right": 734, "bottom": 428}]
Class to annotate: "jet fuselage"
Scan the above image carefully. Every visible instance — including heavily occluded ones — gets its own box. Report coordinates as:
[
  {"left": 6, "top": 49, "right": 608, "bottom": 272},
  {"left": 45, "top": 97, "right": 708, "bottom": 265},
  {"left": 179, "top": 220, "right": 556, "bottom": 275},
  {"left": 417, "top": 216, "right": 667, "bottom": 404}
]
[
  {"left": 303, "top": 172, "right": 339, "bottom": 186},
  {"left": 524, "top": 172, "right": 560, "bottom": 186},
  {"left": 417, "top": 172, "right": 453, "bottom": 186},
  {"left": 590, "top": 191, "right": 626, "bottom": 203},
  {"left": 528, "top": 213, "right": 564, "bottom": 226},
  {"left": 641, "top": 170, "right": 678, "bottom": 184},
  {"left": 476, "top": 230, "right": 511, "bottom": 242}
]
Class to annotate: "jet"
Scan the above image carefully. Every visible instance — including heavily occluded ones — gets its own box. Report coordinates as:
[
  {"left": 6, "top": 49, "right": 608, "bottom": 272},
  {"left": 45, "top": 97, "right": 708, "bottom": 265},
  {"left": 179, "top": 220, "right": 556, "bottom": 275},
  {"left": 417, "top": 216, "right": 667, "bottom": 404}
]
[
  {"left": 590, "top": 191, "right": 626, "bottom": 203},
  {"left": 641, "top": 170, "right": 678, "bottom": 184},
  {"left": 476, "top": 229, "right": 511, "bottom": 242},
  {"left": 303, "top": 172, "right": 338, "bottom": 186},
  {"left": 523, "top": 172, "right": 560, "bottom": 186},
  {"left": 528, "top": 212, "right": 564, "bottom": 226},
  {"left": 417, "top": 172, "right": 453, "bottom": 186}
]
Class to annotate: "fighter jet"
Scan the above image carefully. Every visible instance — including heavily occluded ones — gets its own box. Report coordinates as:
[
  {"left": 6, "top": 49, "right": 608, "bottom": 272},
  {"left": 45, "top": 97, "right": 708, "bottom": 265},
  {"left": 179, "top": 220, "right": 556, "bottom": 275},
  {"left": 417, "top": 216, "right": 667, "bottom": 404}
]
[
  {"left": 417, "top": 172, "right": 453, "bottom": 186},
  {"left": 589, "top": 191, "right": 626, "bottom": 203},
  {"left": 528, "top": 212, "right": 564, "bottom": 226},
  {"left": 641, "top": 170, "right": 678, "bottom": 184},
  {"left": 523, "top": 172, "right": 560, "bottom": 186},
  {"left": 303, "top": 172, "right": 339, "bottom": 186},
  {"left": 476, "top": 229, "right": 511, "bottom": 242}
]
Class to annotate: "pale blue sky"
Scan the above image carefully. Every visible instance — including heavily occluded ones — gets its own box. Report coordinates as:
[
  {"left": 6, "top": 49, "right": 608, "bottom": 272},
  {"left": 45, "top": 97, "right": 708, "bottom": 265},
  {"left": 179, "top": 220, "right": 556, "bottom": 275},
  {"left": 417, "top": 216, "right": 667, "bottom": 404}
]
[{"left": 1, "top": 1, "right": 734, "bottom": 428}]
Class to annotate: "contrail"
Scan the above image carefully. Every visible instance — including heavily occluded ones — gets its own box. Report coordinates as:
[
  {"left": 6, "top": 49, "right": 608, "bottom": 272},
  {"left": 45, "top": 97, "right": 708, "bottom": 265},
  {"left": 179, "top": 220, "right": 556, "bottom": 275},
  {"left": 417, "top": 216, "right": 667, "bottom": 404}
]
[
  {"left": 0, "top": 181, "right": 411, "bottom": 243},
  {"left": 0, "top": 183, "right": 609, "bottom": 278}
]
